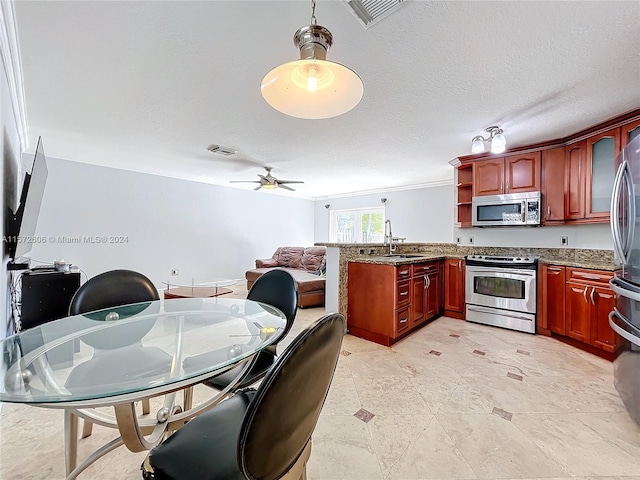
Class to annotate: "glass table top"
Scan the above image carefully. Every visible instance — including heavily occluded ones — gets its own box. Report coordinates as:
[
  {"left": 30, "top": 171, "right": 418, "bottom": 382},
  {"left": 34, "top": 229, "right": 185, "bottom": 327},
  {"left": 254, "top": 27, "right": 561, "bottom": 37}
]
[
  {"left": 162, "top": 278, "right": 240, "bottom": 288},
  {"left": 0, "top": 297, "right": 286, "bottom": 405}
]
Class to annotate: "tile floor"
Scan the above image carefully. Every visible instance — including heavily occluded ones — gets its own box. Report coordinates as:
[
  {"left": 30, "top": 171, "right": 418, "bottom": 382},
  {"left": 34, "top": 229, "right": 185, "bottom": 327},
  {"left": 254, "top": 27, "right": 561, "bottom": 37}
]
[{"left": 2, "top": 290, "right": 640, "bottom": 479}]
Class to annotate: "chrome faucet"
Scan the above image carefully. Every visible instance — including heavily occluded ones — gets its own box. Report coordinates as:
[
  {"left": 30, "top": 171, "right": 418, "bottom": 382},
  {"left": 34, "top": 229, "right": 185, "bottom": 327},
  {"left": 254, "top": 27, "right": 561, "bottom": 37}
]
[{"left": 384, "top": 219, "right": 396, "bottom": 254}]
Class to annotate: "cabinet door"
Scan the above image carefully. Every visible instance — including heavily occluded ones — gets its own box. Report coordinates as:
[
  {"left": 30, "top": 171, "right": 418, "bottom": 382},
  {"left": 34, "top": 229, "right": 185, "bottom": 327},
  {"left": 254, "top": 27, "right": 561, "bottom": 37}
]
[
  {"left": 444, "top": 259, "right": 465, "bottom": 312},
  {"left": 565, "top": 282, "right": 591, "bottom": 343},
  {"left": 505, "top": 152, "right": 541, "bottom": 193},
  {"left": 473, "top": 159, "right": 505, "bottom": 196},
  {"left": 585, "top": 128, "right": 619, "bottom": 219},
  {"left": 411, "top": 276, "right": 426, "bottom": 326},
  {"left": 621, "top": 119, "right": 640, "bottom": 149},
  {"left": 542, "top": 265, "right": 566, "bottom": 334},
  {"left": 425, "top": 272, "right": 442, "bottom": 319},
  {"left": 565, "top": 141, "right": 587, "bottom": 220},
  {"left": 541, "top": 148, "right": 566, "bottom": 222},
  {"left": 590, "top": 286, "right": 617, "bottom": 353}
]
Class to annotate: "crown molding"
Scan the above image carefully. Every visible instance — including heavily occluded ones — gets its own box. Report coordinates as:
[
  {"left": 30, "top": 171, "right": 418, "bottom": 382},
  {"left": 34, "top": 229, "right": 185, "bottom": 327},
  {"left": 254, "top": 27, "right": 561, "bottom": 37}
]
[
  {"left": 0, "top": 0, "right": 28, "bottom": 151},
  {"left": 313, "top": 178, "right": 454, "bottom": 201}
]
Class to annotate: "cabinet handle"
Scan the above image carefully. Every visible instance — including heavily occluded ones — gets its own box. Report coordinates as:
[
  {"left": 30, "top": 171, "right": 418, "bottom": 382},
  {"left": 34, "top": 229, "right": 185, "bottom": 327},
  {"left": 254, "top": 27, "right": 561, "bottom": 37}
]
[
  {"left": 399, "top": 317, "right": 408, "bottom": 324},
  {"left": 583, "top": 287, "right": 589, "bottom": 303},
  {"left": 590, "top": 287, "right": 595, "bottom": 304},
  {"left": 576, "top": 273, "right": 603, "bottom": 280},
  {"left": 427, "top": 275, "right": 431, "bottom": 288},
  {"left": 506, "top": 179, "right": 509, "bottom": 191},
  {"left": 399, "top": 270, "right": 409, "bottom": 275},
  {"left": 547, "top": 205, "right": 551, "bottom": 220},
  {"left": 400, "top": 291, "right": 408, "bottom": 296},
  {"left": 424, "top": 275, "right": 428, "bottom": 290},
  {"left": 501, "top": 181, "right": 504, "bottom": 192},
  {"left": 548, "top": 267, "right": 562, "bottom": 272}
]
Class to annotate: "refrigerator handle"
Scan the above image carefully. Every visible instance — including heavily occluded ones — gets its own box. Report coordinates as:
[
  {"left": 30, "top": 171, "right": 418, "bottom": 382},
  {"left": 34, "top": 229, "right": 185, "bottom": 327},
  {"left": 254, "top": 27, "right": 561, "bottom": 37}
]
[
  {"left": 609, "top": 308, "right": 640, "bottom": 347},
  {"left": 622, "top": 161, "right": 635, "bottom": 265},
  {"left": 610, "top": 161, "right": 626, "bottom": 263}
]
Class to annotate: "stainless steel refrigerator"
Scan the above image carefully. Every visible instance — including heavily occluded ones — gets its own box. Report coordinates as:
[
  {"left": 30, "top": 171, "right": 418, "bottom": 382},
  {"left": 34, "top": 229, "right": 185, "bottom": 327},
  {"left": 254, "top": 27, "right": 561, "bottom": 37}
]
[{"left": 609, "top": 133, "right": 640, "bottom": 426}]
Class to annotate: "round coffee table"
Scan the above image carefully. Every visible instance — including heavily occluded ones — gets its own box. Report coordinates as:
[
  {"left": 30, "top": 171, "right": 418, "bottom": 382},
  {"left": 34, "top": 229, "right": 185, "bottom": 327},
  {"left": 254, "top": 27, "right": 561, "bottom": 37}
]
[{"left": 163, "top": 278, "right": 239, "bottom": 299}]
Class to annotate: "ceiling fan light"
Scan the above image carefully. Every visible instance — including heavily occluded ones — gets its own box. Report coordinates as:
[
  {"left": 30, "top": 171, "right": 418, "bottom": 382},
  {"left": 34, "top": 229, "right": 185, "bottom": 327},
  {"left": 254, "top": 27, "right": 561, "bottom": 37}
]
[
  {"left": 492, "top": 132, "right": 506, "bottom": 149},
  {"left": 491, "top": 142, "right": 506, "bottom": 154},
  {"left": 471, "top": 137, "right": 485, "bottom": 154},
  {"left": 262, "top": 183, "right": 277, "bottom": 190}
]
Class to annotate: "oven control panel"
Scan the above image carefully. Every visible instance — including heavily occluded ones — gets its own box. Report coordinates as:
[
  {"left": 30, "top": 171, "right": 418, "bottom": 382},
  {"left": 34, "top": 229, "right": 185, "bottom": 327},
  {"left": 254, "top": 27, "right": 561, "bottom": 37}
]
[{"left": 466, "top": 255, "right": 539, "bottom": 266}]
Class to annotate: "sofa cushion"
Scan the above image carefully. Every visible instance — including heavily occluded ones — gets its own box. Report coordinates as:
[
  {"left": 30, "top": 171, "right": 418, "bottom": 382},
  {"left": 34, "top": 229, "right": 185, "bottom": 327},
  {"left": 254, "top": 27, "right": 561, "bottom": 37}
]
[
  {"left": 246, "top": 268, "right": 325, "bottom": 294},
  {"left": 276, "top": 247, "right": 305, "bottom": 269},
  {"left": 301, "top": 247, "right": 326, "bottom": 273},
  {"left": 256, "top": 258, "right": 278, "bottom": 268}
]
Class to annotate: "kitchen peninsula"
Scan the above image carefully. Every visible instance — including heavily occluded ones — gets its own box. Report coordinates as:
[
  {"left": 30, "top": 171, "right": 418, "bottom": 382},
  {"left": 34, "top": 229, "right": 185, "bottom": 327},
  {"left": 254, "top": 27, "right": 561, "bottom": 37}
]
[{"left": 318, "top": 242, "right": 619, "bottom": 357}]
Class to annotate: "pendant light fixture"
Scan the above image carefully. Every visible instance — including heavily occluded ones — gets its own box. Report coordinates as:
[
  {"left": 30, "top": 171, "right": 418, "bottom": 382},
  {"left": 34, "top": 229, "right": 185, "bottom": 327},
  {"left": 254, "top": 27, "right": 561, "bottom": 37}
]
[
  {"left": 261, "top": 0, "right": 364, "bottom": 119},
  {"left": 471, "top": 126, "right": 507, "bottom": 154}
]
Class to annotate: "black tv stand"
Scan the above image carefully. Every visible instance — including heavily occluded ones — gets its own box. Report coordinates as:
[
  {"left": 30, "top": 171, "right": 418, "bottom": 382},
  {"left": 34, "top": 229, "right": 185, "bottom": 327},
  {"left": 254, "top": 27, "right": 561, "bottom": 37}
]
[{"left": 8, "top": 261, "right": 30, "bottom": 271}]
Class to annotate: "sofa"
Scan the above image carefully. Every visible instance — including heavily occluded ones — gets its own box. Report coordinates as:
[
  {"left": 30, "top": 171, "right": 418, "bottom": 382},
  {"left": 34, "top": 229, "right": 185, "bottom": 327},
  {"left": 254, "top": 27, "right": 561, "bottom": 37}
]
[{"left": 245, "top": 246, "right": 326, "bottom": 308}]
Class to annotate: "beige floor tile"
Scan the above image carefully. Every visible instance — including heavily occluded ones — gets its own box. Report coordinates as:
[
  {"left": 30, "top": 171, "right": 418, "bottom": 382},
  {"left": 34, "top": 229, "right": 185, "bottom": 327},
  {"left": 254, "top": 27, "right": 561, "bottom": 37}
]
[
  {"left": 511, "top": 413, "right": 640, "bottom": 476},
  {"left": 343, "top": 349, "right": 409, "bottom": 379},
  {"left": 321, "top": 376, "right": 362, "bottom": 416},
  {"left": 384, "top": 415, "right": 477, "bottom": 480},
  {"left": 353, "top": 376, "right": 430, "bottom": 416},
  {"left": 307, "top": 415, "right": 383, "bottom": 480},
  {"left": 437, "top": 413, "right": 569, "bottom": 478}
]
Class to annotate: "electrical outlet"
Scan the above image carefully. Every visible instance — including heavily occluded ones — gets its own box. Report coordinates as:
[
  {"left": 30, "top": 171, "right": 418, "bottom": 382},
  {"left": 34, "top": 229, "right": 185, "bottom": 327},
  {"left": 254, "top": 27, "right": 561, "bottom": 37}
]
[
  {"left": 469, "top": 237, "right": 474, "bottom": 244},
  {"left": 456, "top": 237, "right": 461, "bottom": 244},
  {"left": 561, "top": 236, "right": 568, "bottom": 246},
  {"left": 359, "top": 248, "right": 365, "bottom": 254},
  {"left": 171, "top": 269, "right": 179, "bottom": 276},
  {"left": 369, "top": 248, "right": 376, "bottom": 254}
]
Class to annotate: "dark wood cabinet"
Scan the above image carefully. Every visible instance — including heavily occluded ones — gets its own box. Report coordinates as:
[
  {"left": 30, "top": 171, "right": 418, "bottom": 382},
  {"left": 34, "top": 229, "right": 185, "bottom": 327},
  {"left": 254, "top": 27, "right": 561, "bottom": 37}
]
[
  {"left": 539, "top": 264, "right": 566, "bottom": 334},
  {"left": 621, "top": 118, "right": 640, "bottom": 149},
  {"left": 456, "top": 164, "right": 473, "bottom": 226},
  {"left": 347, "top": 260, "right": 443, "bottom": 346},
  {"left": 585, "top": 128, "right": 619, "bottom": 220},
  {"left": 591, "top": 286, "right": 617, "bottom": 352},
  {"left": 541, "top": 147, "right": 566, "bottom": 223},
  {"left": 565, "top": 141, "right": 587, "bottom": 220},
  {"left": 473, "top": 153, "right": 540, "bottom": 197},
  {"left": 444, "top": 258, "right": 465, "bottom": 318},
  {"left": 565, "top": 281, "right": 592, "bottom": 343}
]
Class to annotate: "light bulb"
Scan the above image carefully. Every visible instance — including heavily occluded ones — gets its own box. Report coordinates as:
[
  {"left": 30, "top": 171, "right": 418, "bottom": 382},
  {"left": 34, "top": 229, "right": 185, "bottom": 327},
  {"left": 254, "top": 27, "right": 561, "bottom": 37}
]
[
  {"left": 471, "top": 137, "right": 485, "bottom": 154},
  {"left": 491, "top": 133, "right": 506, "bottom": 153},
  {"left": 307, "top": 67, "right": 317, "bottom": 92}
]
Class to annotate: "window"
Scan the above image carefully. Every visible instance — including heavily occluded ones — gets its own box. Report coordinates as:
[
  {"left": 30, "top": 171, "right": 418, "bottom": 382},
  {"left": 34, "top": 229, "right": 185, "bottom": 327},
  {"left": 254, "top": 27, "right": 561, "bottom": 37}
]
[{"left": 329, "top": 207, "right": 385, "bottom": 243}]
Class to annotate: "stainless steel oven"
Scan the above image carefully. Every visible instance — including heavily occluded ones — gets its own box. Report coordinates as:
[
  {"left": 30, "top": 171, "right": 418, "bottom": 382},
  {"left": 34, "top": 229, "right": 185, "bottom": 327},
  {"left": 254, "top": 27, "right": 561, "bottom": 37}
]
[{"left": 465, "top": 255, "right": 538, "bottom": 334}]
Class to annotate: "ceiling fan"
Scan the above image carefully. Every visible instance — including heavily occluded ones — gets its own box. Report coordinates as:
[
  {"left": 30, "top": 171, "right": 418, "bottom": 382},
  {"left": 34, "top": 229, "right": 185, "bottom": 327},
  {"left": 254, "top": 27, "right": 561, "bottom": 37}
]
[{"left": 229, "top": 167, "right": 304, "bottom": 191}]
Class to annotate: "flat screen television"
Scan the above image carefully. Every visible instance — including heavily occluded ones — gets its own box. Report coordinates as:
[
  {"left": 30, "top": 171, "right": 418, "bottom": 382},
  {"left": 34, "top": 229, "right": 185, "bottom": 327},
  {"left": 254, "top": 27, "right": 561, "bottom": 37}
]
[{"left": 5, "top": 136, "right": 48, "bottom": 261}]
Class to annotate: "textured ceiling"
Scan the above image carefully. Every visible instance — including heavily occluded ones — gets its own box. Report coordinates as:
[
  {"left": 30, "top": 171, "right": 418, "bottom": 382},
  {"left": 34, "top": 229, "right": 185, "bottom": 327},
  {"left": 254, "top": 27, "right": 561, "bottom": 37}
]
[{"left": 13, "top": 1, "right": 640, "bottom": 199}]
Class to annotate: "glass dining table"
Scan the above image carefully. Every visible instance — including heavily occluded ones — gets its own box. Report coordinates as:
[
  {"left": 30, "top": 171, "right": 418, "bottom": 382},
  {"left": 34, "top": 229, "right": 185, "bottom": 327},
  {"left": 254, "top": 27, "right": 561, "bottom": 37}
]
[{"left": 0, "top": 297, "right": 286, "bottom": 479}]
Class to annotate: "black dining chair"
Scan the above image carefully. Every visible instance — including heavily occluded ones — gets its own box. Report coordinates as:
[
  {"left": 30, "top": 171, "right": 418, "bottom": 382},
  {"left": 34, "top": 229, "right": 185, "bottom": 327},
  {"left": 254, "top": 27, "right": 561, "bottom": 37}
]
[
  {"left": 185, "top": 269, "right": 298, "bottom": 392},
  {"left": 141, "top": 312, "right": 345, "bottom": 480},
  {"left": 65, "top": 269, "right": 171, "bottom": 437}
]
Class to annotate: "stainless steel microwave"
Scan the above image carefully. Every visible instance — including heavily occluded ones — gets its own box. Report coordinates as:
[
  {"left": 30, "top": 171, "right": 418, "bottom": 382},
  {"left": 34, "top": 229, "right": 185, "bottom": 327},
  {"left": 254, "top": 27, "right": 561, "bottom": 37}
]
[{"left": 472, "top": 191, "right": 541, "bottom": 227}]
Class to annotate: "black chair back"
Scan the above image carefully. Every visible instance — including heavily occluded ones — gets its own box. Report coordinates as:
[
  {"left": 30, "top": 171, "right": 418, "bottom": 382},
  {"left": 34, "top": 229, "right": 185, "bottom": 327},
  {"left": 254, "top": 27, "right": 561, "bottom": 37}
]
[
  {"left": 238, "top": 313, "right": 345, "bottom": 480},
  {"left": 246, "top": 270, "right": 298, "bottom": 351},
  {"left": 69, "top": 269, "right": 159, "bottom": 350}
]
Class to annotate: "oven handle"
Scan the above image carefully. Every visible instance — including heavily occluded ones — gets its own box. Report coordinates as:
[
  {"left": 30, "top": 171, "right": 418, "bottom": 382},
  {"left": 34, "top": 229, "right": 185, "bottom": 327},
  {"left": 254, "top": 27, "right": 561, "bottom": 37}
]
[
  {"left": 466, "top": 305, "right": 534, "bottom": 321},
  {"left": 609, "top": 308, "right": 640, "bottom": 347},
  {"left": 522, "top": 200, "right": 526, "bottom": 223},
  {"left": 466, "top": 267, "right": 536, "bottom": 277}
]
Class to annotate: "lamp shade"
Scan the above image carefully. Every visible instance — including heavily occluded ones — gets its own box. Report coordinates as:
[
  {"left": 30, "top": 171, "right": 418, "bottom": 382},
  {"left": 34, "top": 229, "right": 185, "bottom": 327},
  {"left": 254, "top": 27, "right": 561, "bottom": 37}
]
[
  {"left": 491, "top": 132, "right": 507, "bottom": 153},
  {"left": 471, "top": 137, "right": 485, "bottom": 154},
  {"left": 261, "top": 59, "right": 364, "bottom": 120}
]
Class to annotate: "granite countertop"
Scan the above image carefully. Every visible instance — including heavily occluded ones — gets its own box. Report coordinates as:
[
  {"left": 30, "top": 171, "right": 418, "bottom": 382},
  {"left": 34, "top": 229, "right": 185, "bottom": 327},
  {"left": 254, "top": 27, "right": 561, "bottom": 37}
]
[
  {"left": 350, "top": 254, "right": 448, "bottom": 265},
  {"left": 539, "top": 258, "right": 619, "bottom": 271}
]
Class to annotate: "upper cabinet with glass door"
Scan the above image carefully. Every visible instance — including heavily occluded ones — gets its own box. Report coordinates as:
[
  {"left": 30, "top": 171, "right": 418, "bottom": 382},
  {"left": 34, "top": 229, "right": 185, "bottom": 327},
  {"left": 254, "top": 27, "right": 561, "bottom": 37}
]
[
  {"left": 585, "top": 127, "right": 620, "bottom": 220},
  {"left": 621, "top": 119, "right": 640, "bottom": 149}
]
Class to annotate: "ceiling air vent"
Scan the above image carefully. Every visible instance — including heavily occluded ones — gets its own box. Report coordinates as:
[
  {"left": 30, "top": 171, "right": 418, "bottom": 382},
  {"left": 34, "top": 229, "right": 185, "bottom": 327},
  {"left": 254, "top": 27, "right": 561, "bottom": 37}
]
[
  {"left": 343, "top": 0, "right": 410, "bottom": 29},
  {"left": 207, "top": 144, "right": 237, "bottom": 156}
]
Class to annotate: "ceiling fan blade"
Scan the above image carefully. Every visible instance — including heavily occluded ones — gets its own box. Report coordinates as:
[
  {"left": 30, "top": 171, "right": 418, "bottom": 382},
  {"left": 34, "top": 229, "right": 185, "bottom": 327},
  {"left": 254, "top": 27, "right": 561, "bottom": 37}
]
[
  {"left": 278, "top": 184, "right": 296, "bottom": 191},
  {"left": 254, "top": 185, "right": 262, "bottom": 191},
  {"left": 229, "top": 180, "right": 261, "bottom": 184},
  {"left": 276, "top": 180, "right": 304, "bottom": 184}
]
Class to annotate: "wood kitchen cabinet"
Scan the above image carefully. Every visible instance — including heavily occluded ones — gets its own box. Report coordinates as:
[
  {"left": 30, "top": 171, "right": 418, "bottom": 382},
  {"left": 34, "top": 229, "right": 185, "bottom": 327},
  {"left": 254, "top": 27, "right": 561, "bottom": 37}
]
[
  {"left": 585, "top": 128, "right": 620, "bottom": 220},
  {"left": 444, "top": 258, "right": 465, "bottom": 318},
  {"left": 538, "top": 263, "right": 566, "bottom": 334},
  {"left": 347, "top": 260, "right": 443, "bottom": 346},
  {"left": 456, "top": 163, "right": 473, "bottom": 226},
  {"left": 541, "top": 147, "right": 566, "bottom": 224},
  {"left": 621, "top": 118, "right": 640, "bottom": 149},
  {"left": 565, "top": 268, "right": 619, "bottom": 354},
  {"left": 473, "top": 152, "right": 541, "bottom": 197}
]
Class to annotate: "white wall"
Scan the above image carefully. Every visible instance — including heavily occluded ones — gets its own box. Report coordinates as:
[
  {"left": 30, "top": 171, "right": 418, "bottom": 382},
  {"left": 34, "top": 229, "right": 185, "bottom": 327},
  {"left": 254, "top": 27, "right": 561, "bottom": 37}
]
[
  {"left": 30, "top": 158, "right": 315, "bottom": 288},
  {"left": 454, "top": 223, "right": 613, "bottom": 249},
  {"left": 2, "top": 53, "right": 23, "bottom": 337},
  {"left": 314, "top": 184, "right": 455, "bottom": 243}
]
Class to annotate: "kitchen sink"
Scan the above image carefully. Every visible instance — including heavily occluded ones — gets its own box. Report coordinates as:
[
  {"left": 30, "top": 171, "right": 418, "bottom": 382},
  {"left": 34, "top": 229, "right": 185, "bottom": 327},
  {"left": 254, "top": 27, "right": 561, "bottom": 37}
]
[{"left": 382, "top": 254, "right": 424, "bottom": 258}]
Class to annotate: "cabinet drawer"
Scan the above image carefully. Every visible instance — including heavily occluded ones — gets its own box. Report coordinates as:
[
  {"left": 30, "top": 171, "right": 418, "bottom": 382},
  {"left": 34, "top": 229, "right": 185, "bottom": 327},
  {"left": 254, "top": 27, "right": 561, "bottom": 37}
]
[
  {"left": 396, "top": 266, "right": 412, "bottom": 281},
  {"left": 412, "top": 262, "right": 438, "bottom": 276},
  {"left": 397, "top": 281, "right": 411, "bottom": 306},
  {"left": 395, "top": 306, "right": 410, "bottom": 335},
  {"left": 566, "top": 267, "right": 613, "bottom": 285}
]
